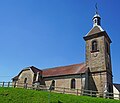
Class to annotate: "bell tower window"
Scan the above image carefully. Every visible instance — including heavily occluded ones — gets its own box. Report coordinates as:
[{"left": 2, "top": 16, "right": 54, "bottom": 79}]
[{"left": 92, "top": 40, "right": 98, "bottom": 52}]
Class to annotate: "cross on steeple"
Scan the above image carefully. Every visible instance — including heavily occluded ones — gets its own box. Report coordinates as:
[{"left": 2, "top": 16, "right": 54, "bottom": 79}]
[{"left": 95, "top": 3, "right": 98, "bottom": 14}]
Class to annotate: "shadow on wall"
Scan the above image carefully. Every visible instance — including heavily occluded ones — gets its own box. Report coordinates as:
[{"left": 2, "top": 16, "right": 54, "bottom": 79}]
[{"left": 84, "top": 68, "right": 98, "bottom": 96}]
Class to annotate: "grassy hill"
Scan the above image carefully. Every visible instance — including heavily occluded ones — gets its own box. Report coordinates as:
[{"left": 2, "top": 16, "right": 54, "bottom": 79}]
[{"left": 0, "top": 87, "right": 120, "bottom": 103}]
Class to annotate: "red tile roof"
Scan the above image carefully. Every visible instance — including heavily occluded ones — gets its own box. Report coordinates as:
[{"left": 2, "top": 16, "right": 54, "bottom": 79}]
[{"left": 42, "top": 63, "right": 86, "bottom": 77}]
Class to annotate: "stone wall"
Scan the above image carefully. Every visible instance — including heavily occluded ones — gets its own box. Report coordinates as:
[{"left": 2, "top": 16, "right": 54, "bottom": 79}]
[
  {"left": 86, "top": 36, "right": 106, "bottom": 72},
  {"left": 45, "top": 76, "right": 85, "bottom": 90}
]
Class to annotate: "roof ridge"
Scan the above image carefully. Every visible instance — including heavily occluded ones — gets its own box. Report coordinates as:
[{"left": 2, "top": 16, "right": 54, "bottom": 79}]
[{"left": 22, "top": 66, "right": 42, "bottom": 71}]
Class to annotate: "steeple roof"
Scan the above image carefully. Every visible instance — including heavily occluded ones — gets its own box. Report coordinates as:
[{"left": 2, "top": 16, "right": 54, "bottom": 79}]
[{"left": 86, "top": 25, "right": 104, "bottom": 36}]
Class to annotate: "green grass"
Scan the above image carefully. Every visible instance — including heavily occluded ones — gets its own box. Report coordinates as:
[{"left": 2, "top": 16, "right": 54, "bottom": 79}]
[{"left": 0, "top": 87, "right": 120, "bottom": 103}]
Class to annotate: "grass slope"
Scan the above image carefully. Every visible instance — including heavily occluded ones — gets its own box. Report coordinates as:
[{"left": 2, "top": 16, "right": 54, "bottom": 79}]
[{"left": 0, "top": 87, "right": 120, "bottom": 103}]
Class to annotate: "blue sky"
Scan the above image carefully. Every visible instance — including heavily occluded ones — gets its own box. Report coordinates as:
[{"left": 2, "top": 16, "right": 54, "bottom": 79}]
[{"left": 0, "top": 0, "right": 120, "bottom": 84}]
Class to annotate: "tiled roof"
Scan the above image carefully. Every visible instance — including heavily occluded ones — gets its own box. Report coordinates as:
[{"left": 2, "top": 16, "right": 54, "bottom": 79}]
[
  {"left": 113, "top": 83, "right": 120, "bottom": 92},
  {"left": 86, "top": 25, "right": 104, "bottom": 36},
  {"left": 42, "top": 63, "right": 86, "bottom": 77}
]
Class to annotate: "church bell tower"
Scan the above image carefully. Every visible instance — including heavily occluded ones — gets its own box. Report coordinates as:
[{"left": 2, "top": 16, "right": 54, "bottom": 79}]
[{"left": 83, "top": 7, "right": 113, "bottom": 94}]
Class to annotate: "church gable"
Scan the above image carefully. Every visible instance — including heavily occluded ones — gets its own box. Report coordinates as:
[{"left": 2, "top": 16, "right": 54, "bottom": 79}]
[
  {"left": 12, "top": 66, "right": 43, "bottom": 84},
  {"left": 18, "top": 68, "right": 34, "bottom": 85}
]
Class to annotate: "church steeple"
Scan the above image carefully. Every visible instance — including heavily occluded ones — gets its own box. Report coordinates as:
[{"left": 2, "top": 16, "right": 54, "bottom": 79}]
[
  {"left": 92, "top": 4, "right": 101, "bottom": 27},
  {"left": 83, "top": 4, "right": 113, "bottom": 94}
]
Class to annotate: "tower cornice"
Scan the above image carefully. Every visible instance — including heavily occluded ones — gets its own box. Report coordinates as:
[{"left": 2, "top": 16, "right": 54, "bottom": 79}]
[{"left": 83, "top": 31, "right": 112, "bottom": 43}]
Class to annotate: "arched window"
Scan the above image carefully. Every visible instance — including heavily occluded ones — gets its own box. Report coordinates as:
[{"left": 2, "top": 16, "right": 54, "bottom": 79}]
[
  {"left": 92, "top": 40, "right": 97, "bottom": 51},
  {"left": 95, "top": 19, "right": 97, "bottom": 23},
  {"left": 24, "top": 78, "right": 27, "bottom": 84},
  {"left": 71, "top": 79, "right": 75, "bottom": 89}
]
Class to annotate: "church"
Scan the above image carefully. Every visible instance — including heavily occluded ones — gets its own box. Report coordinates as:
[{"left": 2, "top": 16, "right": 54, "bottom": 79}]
[{"left": 12, "top": 9, "right": 120, "bottom": 97}]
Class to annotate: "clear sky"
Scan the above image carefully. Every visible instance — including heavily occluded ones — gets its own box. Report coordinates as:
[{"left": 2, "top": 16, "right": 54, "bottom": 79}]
[{"left": 0, "top": 0, "right": 120, "bottom": 84}]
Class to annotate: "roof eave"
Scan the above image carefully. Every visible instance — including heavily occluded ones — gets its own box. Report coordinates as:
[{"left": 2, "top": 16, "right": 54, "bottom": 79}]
[{"left": 43, "top": 72, "right": 86, "bottom": 78}]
